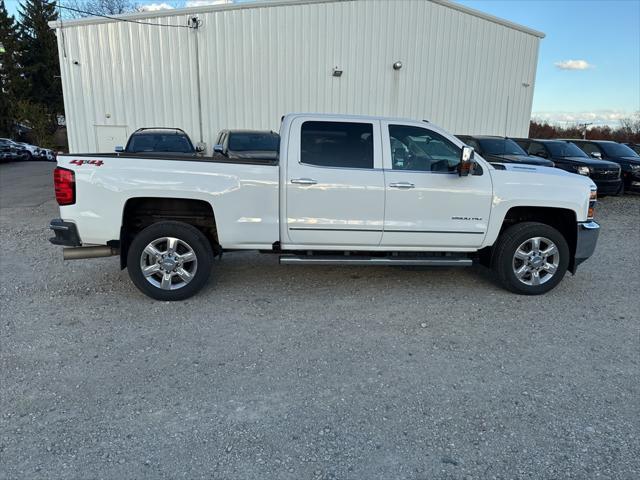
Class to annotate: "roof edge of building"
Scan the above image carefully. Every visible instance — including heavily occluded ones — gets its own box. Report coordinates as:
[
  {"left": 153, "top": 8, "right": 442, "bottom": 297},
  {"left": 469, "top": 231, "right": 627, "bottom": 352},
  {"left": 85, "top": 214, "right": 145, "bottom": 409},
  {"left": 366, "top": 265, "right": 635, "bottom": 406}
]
[{"left": 48, "top": 0, "right": 545, "bottom": 39}]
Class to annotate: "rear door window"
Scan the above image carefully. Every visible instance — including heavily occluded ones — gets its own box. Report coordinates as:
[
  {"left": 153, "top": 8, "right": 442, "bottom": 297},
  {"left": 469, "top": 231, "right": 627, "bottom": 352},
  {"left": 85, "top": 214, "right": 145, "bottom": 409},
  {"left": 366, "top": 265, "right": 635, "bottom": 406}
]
[{"left": 301, "top": 121, "right": 374, "bottom": 169}]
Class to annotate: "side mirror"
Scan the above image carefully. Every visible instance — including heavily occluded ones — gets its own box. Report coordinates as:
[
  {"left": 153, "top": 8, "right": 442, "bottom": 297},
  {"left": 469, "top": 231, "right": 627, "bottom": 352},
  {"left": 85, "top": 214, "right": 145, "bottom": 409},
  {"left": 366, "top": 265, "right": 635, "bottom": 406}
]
[
  {"left": 590, "top": 152, "right": 602, "bottom": 159},
  {"left": 114, "top": 145, "right": 124, "bottom": 153},
  {"left": 459, "top": 146, "right": 475, "bottom": 176},
  {"left": 195, "top": 143, "right": 206, "bottom": 153},
  {"left": 213, "top": 144, "right": 224, "bottom": 154}
]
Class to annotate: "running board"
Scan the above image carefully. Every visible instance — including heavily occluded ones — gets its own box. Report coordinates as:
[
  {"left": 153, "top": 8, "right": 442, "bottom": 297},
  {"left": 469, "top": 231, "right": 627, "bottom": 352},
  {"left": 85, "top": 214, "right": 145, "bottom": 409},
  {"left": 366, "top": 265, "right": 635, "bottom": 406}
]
[{"left": 279, "top": 255, "right": 472, "bottom": 267}]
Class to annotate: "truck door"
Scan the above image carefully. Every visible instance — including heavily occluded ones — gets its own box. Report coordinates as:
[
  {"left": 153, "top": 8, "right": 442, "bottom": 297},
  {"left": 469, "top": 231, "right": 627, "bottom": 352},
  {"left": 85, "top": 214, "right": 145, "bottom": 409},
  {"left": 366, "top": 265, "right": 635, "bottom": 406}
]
[
  {"left": 284, "top": 118, "right": 385, "bottom": 247},
  {"left": 380, "top": 122, "right": 493, "bottom": 248}
]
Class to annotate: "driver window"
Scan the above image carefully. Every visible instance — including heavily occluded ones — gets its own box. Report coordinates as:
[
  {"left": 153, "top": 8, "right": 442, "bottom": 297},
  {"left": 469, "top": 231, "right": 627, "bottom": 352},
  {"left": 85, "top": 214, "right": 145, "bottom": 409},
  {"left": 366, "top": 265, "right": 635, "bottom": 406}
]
[{"left": 388, "top": 125, "right": 460, "bottom": 172}]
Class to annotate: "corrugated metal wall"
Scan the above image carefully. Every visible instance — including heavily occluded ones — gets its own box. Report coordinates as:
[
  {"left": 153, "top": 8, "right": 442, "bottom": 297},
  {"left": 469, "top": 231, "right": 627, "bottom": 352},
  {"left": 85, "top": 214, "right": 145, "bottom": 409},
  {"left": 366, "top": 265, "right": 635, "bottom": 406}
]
[{"left": 54, "top": 0, "right": 542, "bottom": 153}]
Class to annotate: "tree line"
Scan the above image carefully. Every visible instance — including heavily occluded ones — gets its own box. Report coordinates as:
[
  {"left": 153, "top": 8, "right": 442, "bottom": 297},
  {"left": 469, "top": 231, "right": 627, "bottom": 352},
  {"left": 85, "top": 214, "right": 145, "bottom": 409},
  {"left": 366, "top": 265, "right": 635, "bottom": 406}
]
[
  {"left": 529, "top": 114, "right": 640, "bottom": 144},
  {"left": 0, "top": 0, "right": 62, "bottom": 145}
]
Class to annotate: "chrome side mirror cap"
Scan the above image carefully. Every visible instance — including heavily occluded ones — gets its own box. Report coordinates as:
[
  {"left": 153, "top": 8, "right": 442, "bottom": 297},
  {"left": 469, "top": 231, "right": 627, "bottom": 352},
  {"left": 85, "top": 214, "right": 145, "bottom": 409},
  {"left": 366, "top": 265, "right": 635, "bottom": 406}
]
[
  {"left": 195, "top": 142, "right": 206, "bottom": 153},
  {"left": 213, "top": 144, "right": 224, "bottom": 154},
  {"left": 590, "top": 152, "right": 602, "bottom": 159},
  {"left": 459, "top": 145, "right": 475, "bottom": 176}
]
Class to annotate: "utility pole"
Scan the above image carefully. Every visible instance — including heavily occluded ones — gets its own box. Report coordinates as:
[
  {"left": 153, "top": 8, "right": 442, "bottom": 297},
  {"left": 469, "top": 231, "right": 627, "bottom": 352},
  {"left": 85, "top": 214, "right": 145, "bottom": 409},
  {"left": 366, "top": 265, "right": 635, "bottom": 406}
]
[{"left": 578, "top": 122, "right": 593, "bottom": 139}]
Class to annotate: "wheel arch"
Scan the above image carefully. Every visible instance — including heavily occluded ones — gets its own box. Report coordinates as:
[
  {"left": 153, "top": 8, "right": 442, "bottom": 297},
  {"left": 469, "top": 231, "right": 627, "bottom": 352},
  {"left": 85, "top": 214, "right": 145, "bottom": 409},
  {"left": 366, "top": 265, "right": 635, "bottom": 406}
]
[
  {"left": 119, "top": 197, "right": 220, "bottom": 269},
  {"left": 484, "top": 206, "right": 578, "bottom": 272}
]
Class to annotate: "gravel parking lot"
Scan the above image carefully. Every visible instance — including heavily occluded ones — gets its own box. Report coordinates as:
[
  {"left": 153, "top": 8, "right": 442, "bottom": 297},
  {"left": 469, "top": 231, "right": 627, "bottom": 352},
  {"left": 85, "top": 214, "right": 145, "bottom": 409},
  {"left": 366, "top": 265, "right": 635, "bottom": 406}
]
[{"left": 1, "top": 161, "right": 639, "bottom": 479}]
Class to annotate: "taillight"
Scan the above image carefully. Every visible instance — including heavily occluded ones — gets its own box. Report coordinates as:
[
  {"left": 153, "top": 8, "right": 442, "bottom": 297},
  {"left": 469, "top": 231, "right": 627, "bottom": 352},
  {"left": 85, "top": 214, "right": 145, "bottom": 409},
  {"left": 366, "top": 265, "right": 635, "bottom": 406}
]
[{"left": 54, "top": 167, "right": 75, "bottom": 206}]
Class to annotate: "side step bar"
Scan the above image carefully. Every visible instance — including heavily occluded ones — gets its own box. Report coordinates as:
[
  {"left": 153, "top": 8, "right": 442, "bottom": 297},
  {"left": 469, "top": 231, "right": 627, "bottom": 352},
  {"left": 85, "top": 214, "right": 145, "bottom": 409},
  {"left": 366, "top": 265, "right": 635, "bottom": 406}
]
[{"left": 279, "top": 255, "right": 472, "bottom": 267}]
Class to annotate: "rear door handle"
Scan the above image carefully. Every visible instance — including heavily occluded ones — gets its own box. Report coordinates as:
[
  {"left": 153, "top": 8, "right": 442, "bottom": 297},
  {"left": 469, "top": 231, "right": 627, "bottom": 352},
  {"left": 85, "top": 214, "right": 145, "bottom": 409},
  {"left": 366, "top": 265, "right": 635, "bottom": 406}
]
[
  {"left": 291, "top": 178, "right": 317, "bottom": 185},
  {"left": 389, "top": 182, "right": 415, "bottom": 189}
]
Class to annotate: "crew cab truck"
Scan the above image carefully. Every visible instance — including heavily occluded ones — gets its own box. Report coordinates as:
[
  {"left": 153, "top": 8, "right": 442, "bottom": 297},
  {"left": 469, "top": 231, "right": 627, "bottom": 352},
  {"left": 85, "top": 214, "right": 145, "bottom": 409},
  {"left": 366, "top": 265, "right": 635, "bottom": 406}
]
[{"left": 50, "top": 114, "right": 600, "bottom": 301}]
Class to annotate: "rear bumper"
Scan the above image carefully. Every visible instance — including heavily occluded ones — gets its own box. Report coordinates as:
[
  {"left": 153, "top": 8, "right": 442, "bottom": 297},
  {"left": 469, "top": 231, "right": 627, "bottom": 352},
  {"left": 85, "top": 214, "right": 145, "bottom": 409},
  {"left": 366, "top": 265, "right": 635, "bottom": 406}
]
[
  {"left": 49, "top": 219, "right": 82, "bottom": 246},
  {"left": 572, "top": 221, "right": 600, "bottom": 273}
]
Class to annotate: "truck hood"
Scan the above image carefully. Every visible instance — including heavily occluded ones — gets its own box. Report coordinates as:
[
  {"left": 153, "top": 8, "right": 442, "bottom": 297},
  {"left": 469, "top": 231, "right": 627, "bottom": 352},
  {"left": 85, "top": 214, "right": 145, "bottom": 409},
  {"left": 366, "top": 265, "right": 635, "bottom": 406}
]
[
  {"left": 498, "top": 163, "right": 595, "bottom": 186},
  {"left": 556, "top": 156, "right": 620, "bottom": 168},
  {"left": 485, "top": 153, "right": 554, "bottom": 167}
]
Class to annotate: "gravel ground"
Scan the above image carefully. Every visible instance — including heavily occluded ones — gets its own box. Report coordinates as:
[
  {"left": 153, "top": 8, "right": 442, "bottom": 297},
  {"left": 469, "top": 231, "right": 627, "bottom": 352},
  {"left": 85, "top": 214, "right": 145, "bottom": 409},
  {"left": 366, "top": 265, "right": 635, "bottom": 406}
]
[{"left": 1, "top": 161, "right": 639, "bottom": 480}]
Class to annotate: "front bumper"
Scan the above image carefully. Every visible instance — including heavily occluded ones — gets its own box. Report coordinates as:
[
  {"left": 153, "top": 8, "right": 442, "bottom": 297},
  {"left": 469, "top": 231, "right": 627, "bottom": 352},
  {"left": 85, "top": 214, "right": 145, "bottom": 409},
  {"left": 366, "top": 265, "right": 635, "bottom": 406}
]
[
  {"left": 49, "top": 219, "right": 82, "bottom": 247},
  {"left": 593, "top": 178, "right": 622, "bottom": 195},
  {"left": 622, "top": 170, "right": 640, "bottom": 192},
  {"left": 571, "top": 221, "right": 600, "bottom": 273}
]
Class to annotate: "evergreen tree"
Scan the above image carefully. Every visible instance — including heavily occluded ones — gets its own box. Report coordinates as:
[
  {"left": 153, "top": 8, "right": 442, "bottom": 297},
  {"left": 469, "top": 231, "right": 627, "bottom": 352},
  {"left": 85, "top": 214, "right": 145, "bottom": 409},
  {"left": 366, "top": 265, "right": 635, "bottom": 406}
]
[
  {"left": 18, "top": 0, "right": 62, "bottom": 115},
  {"left": 0, "top": 0, "right": 26, "bottom": 136}
]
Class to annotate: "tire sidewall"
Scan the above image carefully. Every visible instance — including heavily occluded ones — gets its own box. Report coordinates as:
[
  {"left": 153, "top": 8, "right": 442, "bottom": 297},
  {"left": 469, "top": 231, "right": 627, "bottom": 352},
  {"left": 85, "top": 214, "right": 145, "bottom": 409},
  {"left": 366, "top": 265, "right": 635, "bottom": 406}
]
[
  {"left": 127, "top": 221, "right": 213, "bottom": 301},
  {"left": 497, "top": 223, "right": 570, "bottom": 295}
]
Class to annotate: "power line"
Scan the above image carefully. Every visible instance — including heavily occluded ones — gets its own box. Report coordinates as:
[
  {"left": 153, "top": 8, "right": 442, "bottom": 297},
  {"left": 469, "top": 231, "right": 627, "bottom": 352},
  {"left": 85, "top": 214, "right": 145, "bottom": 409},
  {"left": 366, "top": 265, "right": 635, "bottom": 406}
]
[{"left": 56, "top": 4, "right": 197, "bottom": 28}]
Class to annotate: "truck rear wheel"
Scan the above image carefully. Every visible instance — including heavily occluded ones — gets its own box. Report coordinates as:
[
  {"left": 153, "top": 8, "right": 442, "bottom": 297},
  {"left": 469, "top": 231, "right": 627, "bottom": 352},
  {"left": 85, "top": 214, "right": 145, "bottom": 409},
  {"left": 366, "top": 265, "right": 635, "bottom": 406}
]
[
  {"left": 127, "top": 221, "right": 213, "bottom": 301},
  {"left": 492, "top": 222, "right": 569, "bottom": 295}
]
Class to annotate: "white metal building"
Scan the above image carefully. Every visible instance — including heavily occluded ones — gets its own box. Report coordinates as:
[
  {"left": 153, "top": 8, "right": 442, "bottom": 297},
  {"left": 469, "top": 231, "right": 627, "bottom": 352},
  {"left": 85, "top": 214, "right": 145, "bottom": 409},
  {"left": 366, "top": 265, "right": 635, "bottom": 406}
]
[{"left": 50, "top": 0, "right": 544, "bottom": 153}]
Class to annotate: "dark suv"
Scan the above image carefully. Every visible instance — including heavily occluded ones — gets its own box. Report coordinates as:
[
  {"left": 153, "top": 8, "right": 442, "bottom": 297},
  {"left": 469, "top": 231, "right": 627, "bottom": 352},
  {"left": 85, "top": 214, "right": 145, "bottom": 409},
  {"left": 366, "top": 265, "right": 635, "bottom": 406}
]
[
  {"left": 118, "top": 128, "right": 203, "bottom": 156},
  {"left": 564, "top": 140, "right": 640, "bottom": 194},
  {"left": 214, "top": 130, "right": 279, "bottom": 162},
  {"left": 456, "top": 135, "right": 554, "bottom": 167},
  {"left": 513, "top": 139, "right": 622, "bottom": 195}
]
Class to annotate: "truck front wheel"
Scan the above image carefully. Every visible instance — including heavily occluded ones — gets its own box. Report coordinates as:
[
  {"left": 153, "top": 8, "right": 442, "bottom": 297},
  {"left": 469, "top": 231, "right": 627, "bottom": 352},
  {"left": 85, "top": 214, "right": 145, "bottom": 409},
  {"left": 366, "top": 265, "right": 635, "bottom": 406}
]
[
  {"left": 127, "top": 221, "right": 214, "bottom": 301},
  {"left": 492, "top": 222, "right": 569, "bottom": 295}
]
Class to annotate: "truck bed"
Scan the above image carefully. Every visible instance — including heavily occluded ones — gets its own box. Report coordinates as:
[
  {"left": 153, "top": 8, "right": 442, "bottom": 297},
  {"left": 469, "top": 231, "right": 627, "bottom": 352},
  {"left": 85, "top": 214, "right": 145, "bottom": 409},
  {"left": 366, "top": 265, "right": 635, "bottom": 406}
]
[{"left": 56, "top": 154, "right": 280, "bottom": 248}]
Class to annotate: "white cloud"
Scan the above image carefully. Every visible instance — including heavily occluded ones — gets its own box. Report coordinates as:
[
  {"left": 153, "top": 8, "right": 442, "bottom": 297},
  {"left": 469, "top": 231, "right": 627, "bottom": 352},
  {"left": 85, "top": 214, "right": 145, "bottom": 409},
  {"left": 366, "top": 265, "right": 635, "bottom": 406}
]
[
  {"left": 138, "top": 3, "right": 174, "bottom": 11},
  {"left": 532, "top": 110, "right": 632, "bottom": 127},
  {"left": 554, "top": 59, "right": 594, "bottom": 70},
  {"left": 185, "top": 0, "right": 233, "bottom": 6}
]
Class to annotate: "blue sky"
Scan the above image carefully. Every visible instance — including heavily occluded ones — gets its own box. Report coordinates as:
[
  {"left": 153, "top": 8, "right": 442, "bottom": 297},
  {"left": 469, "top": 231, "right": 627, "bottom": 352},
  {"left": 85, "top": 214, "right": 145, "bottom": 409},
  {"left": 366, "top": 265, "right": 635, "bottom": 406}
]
[{"left": 6, "top": 0, "right": 639, "bottom": 126}]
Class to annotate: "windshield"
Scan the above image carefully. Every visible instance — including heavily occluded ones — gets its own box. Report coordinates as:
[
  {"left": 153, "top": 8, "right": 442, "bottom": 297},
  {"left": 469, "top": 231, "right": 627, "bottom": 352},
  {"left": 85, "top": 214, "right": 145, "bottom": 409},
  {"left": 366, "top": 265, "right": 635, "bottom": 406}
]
[
  {"left": 477, "top": 138, "right": 526, "bottom": 156},
  {"left": 228, "top": 132, "right": 279, "bottom": 152},
  {"left": 127, "top": 133, "right": 194, "bottom": 153},
  {"left": 600, "top": 142, "right": 639, "bottom": 157},
  {"left": 546, "top": 142, "right": 588, "bottom": 158}
]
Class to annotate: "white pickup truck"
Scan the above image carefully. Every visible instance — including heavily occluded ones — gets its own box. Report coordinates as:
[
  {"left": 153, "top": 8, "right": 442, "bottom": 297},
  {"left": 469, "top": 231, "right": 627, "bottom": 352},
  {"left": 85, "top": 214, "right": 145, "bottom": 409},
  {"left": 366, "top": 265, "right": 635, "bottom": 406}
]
[{"left": 50, "top": 114, "right": 600, "bottom": 300}]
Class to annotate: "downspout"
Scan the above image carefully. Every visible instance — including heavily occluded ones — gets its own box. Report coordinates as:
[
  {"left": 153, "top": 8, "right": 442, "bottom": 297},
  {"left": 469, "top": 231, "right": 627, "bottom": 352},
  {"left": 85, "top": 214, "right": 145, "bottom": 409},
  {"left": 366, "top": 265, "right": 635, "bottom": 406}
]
[{"left": 190, "top": 16, "right": 204, "bottom": 144}]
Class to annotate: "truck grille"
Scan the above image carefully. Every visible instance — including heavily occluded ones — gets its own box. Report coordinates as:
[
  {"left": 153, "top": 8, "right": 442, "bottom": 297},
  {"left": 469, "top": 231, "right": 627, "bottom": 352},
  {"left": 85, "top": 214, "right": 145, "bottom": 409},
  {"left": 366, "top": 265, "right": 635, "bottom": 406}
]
[{"left": 591, "top": 168, "right": 620, "bottom": 180}]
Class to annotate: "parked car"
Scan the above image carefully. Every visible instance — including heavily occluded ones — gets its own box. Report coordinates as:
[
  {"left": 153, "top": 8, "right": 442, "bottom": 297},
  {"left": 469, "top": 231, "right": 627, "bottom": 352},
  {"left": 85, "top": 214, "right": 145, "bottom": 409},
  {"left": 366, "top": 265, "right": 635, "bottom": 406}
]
[
  {"left": 50, "top": 113, "right": 599, "bottom": 300},
  {"left": 16, "top": 142, "right": 41, "bottom": 161},
  {"left": 214, "top": 130, "right": 279, "bottom": 161},
  {"left": 564, "top": 139, "right": 640, "bottom": 194},
  {"left": 0, "top": 138, "right": 15, "bottom": 162},
  {"left": 623, "top": 143, "right": 640, "bottom": 155},
  {"left": 457, "top": 135, "right": 555, "bottom": 167},
  {"left": 0, "top": 138, "right": 29, "bottom": 162},
  {"left": 513, "top": 138, "right": 623, "bottom": 196},
  {"left": 117, "top": 128, "right": 204, "bottom": 156}
]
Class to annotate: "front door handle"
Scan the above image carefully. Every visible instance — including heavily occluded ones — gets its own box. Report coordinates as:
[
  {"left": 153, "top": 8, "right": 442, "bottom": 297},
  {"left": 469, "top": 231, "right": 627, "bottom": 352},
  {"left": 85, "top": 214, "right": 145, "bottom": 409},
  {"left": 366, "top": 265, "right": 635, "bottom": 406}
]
[
  {"left": 389, "top": 182, "right": 415, "bottom": 189},
  {"left": 291, "top": 178, "right": 317, "bottom": 185}
]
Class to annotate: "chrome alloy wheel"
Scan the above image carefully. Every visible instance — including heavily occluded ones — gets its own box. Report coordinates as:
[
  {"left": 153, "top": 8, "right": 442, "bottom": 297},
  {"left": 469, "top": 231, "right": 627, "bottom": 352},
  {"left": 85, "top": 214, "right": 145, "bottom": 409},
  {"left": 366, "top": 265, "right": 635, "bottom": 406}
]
[
  {"left": 512, "top": 236, "right": 560, "bottom": 286},
  {"left": 139, "top": 237, "right": 198, "bottom": 290}
]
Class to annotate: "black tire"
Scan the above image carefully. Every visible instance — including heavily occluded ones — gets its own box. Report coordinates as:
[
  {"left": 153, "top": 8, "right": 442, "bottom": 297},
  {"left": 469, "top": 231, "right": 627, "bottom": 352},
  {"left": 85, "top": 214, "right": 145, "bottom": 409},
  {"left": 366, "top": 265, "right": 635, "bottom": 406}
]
[
  {"left": 24, "top": 152, "right": 33, "bottom": 162},
  {"left": 491, "top": 222, "right": 569, "bottom": 295},
  {"left": 127, "top": 221, "right": 214, "bottom": 301},
  {"left": 616, "top": 181, "right": 625, "bottom": 196}
]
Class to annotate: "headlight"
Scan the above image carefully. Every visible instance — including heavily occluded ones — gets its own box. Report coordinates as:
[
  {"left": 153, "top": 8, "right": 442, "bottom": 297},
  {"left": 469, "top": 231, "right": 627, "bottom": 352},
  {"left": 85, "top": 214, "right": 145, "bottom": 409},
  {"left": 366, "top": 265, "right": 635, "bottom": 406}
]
[
  {"left": 577, "top": 166, "right": 591, "bottom": 176},
  {"left": 629, "top": 164, "right": 640, "bottom": 172},
  {"left": 588, "top": 188, "right": 597, "bottom": 220}
]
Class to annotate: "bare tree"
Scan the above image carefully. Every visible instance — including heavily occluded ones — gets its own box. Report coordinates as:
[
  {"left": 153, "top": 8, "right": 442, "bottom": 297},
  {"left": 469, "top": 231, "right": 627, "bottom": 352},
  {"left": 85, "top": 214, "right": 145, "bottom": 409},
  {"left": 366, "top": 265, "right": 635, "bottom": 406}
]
[{"left": 61, "top": 0, "right": 139, "bottom": 18}]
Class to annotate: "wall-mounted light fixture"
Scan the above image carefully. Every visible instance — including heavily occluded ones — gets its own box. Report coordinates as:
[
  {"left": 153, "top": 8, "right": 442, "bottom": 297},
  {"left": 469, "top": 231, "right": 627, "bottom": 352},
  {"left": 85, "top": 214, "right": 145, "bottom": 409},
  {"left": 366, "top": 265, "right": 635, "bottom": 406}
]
[
  {"left": 332, "top": 67, "right": 343, "bottom": 77},
  {"left": 393, "top": 61, "right": 403, "bottom": 70}
]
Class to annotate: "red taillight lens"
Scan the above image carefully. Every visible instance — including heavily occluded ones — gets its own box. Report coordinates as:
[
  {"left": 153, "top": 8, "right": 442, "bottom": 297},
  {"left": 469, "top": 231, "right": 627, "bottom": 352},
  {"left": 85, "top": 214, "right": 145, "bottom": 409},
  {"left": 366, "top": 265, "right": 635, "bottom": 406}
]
[{"left": 54, "top": 167, "right": 75, "bottom": 206}]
